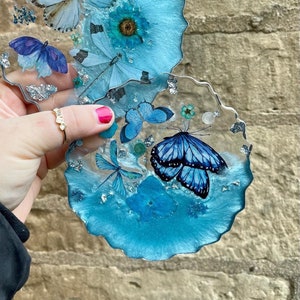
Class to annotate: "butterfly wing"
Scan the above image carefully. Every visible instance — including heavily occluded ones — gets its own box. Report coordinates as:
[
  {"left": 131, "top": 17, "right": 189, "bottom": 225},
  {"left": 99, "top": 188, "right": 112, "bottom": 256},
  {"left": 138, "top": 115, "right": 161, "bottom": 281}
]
[
  {"left": 17, "top": 51, "right": 40, "bottom": 72},
  {"left": 9, "top": 36, "right": 43, "bottom": 56},
  {"left": 85, "top": 0, "right": 113, "bottom": 8},
  {"left": 152, "top": 132, "right": 227, "bottom": 172},
  {"left": 112, "top": 172, "right": 126, "bottom": 197},
  {"left": 180, "top": 133, "right": 227, "bottom": 172},
  {"left": 108, "top": 140, "right": 119, "bottom": 167},
  {"left": 150, "top": 156, "right": 182, "bottom": 181},
  {"left": 138, "top": 102, "right": 174, "bottom": 124},
  {"left": 177, "top": 166, "right": 209, "bottom": 199},
  {"left": 45, "top": 45, "right": 68, "bottom": 73},
  {"left": 95, "top": 153, "right": 116, "bottom": 171},
  {"left": 151, "top": 133, "right": 185, "bottom": 167},
  {"left": 34, "top": 50, "right": 53, "bottom": 78},
  {"left": 32, "top": 0, "right": 81, "bottom": 32},
  {"left": 109, "top": 61, "right": 145, "bottom": 90},
  {"left": 119, "top": 169, "right": 143, "bottom": 180},
  {"left": 70, "top": 49, "right": 111, "bottom": 67},
  {"left": 90, "top": 16, "right": 116, "bottom": 59},
  {"left": 120, "top": 109, "right": 143, "bottom": 143}
]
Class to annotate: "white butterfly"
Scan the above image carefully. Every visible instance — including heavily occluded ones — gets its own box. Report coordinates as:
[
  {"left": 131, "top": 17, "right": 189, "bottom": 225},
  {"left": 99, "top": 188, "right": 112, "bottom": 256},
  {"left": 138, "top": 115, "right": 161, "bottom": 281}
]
[{"left": 31, "top": 0, "right": 81, "bottom": 32}]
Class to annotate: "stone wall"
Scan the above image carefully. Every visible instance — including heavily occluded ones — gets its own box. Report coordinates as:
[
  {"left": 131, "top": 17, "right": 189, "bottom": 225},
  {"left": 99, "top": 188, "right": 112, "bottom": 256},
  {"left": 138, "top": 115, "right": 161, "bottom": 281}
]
[{"left": 0, "top": 0, "right": 299, "bottom": 299}]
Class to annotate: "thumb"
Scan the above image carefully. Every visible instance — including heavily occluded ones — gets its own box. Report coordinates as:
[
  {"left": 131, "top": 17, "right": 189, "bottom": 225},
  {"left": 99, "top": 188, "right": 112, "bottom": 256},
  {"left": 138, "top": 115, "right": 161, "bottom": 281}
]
[{"left": 6, "top": 105, "right": 115, "bottom": 158}]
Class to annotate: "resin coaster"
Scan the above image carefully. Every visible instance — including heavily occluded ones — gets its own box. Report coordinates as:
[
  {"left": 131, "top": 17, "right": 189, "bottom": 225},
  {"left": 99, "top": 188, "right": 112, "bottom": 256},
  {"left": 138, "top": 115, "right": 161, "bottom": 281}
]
[
  {"left": 65, "top": 74, "right": 253, "bottom": 260},
  {"left": 1, "top": 0, "right": 253, "bottom": 261}
]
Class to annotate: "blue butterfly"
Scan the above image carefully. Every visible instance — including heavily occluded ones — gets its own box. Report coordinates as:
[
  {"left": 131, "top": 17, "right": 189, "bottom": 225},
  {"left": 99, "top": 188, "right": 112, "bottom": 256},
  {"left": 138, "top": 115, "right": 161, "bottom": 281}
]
[
  {"left": 9, "top": 36, "right": 68, "bottom": 78},
  {"left": 120, "top": 102, "right": 174, "bottom": 143},
  {"left": 95, "top": 140, "right": 142, "bottom": 196},
  {"left": 30, "top": 0, "right": 81, "bottom": 32},
  {"left": 150, "top": 131, "right": 227, "bottom": 198}
]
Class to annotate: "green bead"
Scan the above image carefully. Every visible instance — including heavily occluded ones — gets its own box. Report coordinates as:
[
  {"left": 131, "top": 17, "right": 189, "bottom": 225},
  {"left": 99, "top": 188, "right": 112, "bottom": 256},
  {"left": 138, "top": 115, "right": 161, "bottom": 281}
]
[{"left": 133, "top": 141, "right": 147, "bottom": 157}]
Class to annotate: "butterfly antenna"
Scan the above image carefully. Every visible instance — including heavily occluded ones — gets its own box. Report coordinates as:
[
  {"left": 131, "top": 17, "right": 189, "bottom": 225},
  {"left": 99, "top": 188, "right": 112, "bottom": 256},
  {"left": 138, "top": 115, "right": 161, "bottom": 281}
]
[
  {"left": 78, "top": 54, "right": 121, "bottom": 99},
  {"left": 189, "top": 125, "right": 212, "bottom": 135},
  {"left": 166, "top": 125, "right": 181, "bottom": 132}
]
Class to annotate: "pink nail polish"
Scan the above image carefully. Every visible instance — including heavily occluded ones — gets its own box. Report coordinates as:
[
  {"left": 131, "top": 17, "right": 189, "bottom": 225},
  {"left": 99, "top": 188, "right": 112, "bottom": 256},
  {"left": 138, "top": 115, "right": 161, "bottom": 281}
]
[{"left": 96, "top": 106, "right": 113, "bottom": 124}]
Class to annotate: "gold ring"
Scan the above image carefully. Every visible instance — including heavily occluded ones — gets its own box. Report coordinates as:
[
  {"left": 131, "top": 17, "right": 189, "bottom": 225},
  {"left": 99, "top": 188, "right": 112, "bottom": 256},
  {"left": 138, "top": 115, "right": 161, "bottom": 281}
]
[{"left": 53, "top": 108, "right": 67, "bottom": 142}]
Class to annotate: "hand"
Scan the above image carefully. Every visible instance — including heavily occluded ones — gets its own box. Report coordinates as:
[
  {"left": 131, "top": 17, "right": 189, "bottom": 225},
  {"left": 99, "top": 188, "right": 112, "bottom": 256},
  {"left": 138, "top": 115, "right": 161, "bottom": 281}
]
[{"left": 0, "top": 66, "right": 115, "bottom": 222}]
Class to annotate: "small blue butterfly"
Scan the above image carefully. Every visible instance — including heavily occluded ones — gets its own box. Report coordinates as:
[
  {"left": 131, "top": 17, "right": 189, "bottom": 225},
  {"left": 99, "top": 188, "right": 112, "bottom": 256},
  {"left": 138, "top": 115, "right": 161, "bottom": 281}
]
[
  {"left": 150, "top": 131, "right": 227, "bottom": 198},
  {"left": 96, "top": 140, "right": 142, "bottom": 196},
  {"left": 30, "top": 0, "right": 81, "bottom": 32},
  {"left": 9, "top": 36, "right": 68, "bottom": 78},
  {"left": 120, "top": 102, "right": 174, "bottom": 143}
]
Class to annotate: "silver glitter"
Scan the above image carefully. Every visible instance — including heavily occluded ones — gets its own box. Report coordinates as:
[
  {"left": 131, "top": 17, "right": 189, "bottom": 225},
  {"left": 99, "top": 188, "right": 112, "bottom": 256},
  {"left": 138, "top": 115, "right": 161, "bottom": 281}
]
[
  {"left": 222, "top": 185, "right": 230, "bottom": 192},
  {"left": 101, "top": 193, "right": 107, "bottom": 203},
  {"left": 0, "top": 53, "right": 10, "bottom": 68},
  {"left": 78, "top": 96, "right": 91, "bottom": 105},
  {"left": 232, "top": 180, "right": 240, "bottom": 186},
  {"left": 26, "top": 84, "right": 57, "bottom": 101},
  {"left": 241, "top": 144, "right": 252, "bottom": 156},
  {"left": 230, "top": 121, "right": 247, "bottom": 139},
  {"left": 167, "top": 76, "right": 178, "bottom": 94},
  {"left": 144, "top": 135, "right": 154, "bottom": 147},
  {"left": 68, "top": 160, "right": 83, "bottom": 172},
  {"left": 118, "top": 149, "right": 127, "bottom": 159}
]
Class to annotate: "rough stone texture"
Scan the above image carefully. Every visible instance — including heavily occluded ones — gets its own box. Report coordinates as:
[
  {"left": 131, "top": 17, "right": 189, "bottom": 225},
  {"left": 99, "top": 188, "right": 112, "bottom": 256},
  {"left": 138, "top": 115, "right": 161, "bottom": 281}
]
[{"left": 0, "top": 0, "right": 299, "bottom": 299}]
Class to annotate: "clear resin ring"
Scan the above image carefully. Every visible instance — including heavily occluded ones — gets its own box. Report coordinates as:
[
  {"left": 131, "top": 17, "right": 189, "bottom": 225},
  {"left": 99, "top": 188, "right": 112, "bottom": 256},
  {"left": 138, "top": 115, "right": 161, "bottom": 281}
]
[{"left": 65, "top": 74, "right": 253, "bottom": 260}]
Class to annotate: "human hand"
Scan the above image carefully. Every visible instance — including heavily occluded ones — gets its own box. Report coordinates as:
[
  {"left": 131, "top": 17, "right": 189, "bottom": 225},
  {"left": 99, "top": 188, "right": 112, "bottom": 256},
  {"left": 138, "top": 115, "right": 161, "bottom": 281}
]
[{"left": 0, "top": 66, "right": 115, "bottom": 222}]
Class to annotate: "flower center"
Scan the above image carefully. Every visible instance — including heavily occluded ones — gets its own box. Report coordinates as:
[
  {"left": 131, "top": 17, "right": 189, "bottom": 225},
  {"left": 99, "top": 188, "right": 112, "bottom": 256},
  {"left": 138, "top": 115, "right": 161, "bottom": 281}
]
[{"left": 119, "top": 18, "right": 137, "bottom": 36}]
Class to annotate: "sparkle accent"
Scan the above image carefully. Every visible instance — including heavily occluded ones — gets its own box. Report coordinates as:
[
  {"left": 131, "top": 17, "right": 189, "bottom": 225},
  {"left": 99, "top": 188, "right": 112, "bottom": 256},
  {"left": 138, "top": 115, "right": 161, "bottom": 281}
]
[
  {"left": 241, "top": 144, "right": 252, "bottom": 156},
  {"left": 0, "top": 53, "right": 10, "bottom": 68},
  {"left": 25, "top": 84, "right": 57, "bottom": 101},
  {"left": 167, "top": 76, "right": 178, "bottom": 94},
  {"left": 118, "top": 149, "right": 127, "bottom": 159},
  {"left": 144, "top": 135, "right": 154, "bottom": 147},
  {"left": 70, "top": 32, "right": 82, "bottom": 46},
  {"left": 12, "top": 5, "right": 36, "bottom": 25},
  {"left": 78, "top": 96, "right": 91, "bottom": 105},
  {"left": 101, "top": 193, "right": 108, "bottom": 203},
  {"left": 230, "top": 121, "right": 247, "bottom": 139},
  {"left": 68, "top": 160, "right": 83, "bottom": 172}
]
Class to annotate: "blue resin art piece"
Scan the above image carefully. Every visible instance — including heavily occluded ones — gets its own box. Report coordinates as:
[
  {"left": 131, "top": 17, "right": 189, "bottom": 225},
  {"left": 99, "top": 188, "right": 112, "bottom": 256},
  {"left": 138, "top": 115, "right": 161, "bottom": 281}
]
[
  {"left": 1, "top": 0, "right": 254, "bottom": 261},
  {"left": 65, "top": 75, "right": 253, "bottom": 260}
]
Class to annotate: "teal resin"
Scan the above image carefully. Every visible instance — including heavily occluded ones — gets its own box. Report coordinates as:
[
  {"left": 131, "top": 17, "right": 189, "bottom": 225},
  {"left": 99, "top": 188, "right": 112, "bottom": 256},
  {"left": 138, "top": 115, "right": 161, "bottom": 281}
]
[{"left": 66, "top": 154, "right": 252, "bottom": 260}]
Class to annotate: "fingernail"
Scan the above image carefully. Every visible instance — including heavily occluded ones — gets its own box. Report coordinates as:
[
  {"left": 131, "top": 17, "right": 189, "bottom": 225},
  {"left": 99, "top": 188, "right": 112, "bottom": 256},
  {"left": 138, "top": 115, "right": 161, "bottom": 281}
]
[{"left": 95, "top": 106, "right": 113, "bottom": 124}]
